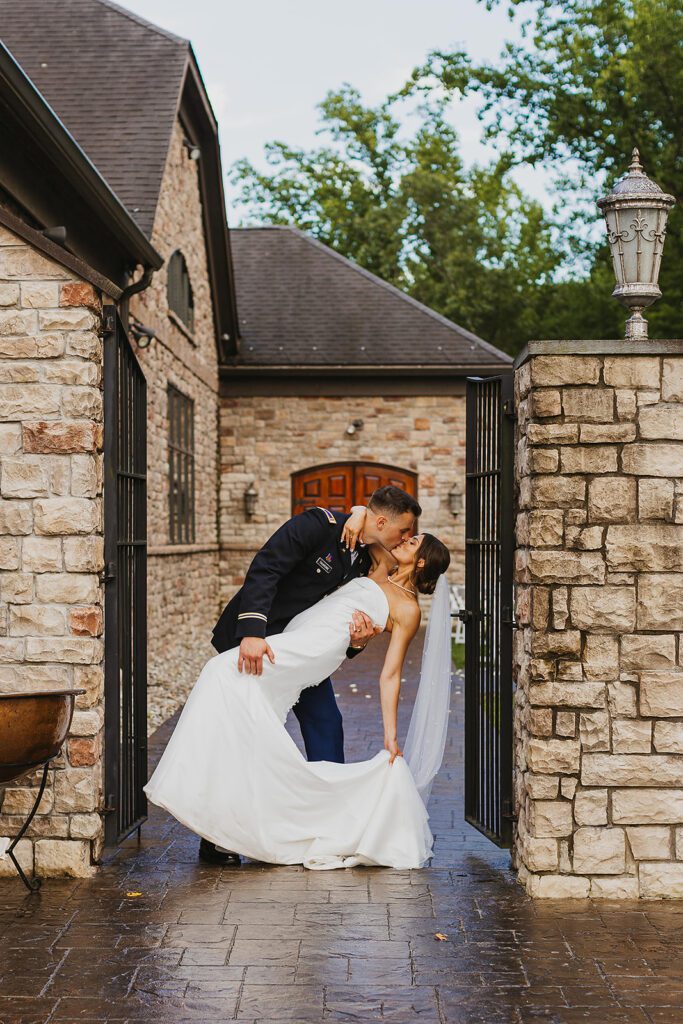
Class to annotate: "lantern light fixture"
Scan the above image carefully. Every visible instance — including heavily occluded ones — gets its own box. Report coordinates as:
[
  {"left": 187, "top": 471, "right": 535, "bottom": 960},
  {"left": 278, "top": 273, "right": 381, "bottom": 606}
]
[
  {"left": 244, "top": 482, "right": 258, "bottom": 518},
  {"left": 448, "top": 482, "right": 463, "bottom": 517}
]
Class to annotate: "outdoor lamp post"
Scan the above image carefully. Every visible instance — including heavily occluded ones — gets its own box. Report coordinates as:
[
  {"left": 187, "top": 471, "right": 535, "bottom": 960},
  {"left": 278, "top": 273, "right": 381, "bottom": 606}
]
[
  {"left": 597, "top": 148, "right": 675, "bottom": 341},
  {"left": 244, "top": 482, "right": 258, "bottom": 518}
]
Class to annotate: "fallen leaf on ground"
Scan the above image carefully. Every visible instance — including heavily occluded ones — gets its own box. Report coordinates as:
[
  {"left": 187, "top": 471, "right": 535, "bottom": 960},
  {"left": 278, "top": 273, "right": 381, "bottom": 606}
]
[
  {"left": 434, "top": 932, "right": 448, "bottom": 941},
  {"left": 125, "top": 891, "right": 143, "bottom": 897}
]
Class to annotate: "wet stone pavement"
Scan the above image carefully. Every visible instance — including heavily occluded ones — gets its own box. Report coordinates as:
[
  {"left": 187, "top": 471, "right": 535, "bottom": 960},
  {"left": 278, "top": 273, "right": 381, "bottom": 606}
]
[{"left": 3, "top": 633, "right": 683, "bottom": 1023}]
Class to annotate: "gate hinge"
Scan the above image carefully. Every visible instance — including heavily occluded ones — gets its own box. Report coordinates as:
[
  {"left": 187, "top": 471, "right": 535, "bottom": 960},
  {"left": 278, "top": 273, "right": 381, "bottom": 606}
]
[
  {"left": 101, "top": 561, "right": 116, "bottom": 584},
  {"left": 502, "top": 799, "right": 518, "bottom": 821},
  {"left": 502, "top": 605, "right": 518, "bottom": 628},
  {"left": 104, "top": 310, "right": 116, "bottom": 332},
  {"left": 456, "top": 609, "right": 473, "bottom": 623},
  {"left": 102, "top": 795, "right": 116, "bottom": 815},
  {"left": 502, "top": 399, "right": 517, "bottom": 420}
]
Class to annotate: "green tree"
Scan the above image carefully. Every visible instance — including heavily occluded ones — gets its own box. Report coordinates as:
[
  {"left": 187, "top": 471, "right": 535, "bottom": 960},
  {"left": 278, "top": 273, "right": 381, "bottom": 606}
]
[{"left": 230, "top": 87, "right": 562, "bottom": 354}]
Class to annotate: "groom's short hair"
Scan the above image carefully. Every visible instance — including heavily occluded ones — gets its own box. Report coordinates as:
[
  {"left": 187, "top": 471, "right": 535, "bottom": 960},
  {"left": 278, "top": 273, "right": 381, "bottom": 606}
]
[{"left": 368, "top": 485, "right": 421, "bottom": 519}]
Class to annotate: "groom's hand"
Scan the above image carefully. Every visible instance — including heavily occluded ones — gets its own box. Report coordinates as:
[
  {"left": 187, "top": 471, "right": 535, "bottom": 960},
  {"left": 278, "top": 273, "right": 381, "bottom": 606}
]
[
  {"left": 349, "top": 610, "right": 381, "bottom": 649},
  {"left": 238, "top": 637, "right": 275, "bottom": 675}
]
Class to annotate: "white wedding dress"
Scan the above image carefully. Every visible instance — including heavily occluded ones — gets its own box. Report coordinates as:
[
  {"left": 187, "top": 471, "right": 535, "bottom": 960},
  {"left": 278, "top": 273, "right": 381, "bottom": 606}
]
[{"left": 144, "top": 576, "right": 433, "bottom": 870}]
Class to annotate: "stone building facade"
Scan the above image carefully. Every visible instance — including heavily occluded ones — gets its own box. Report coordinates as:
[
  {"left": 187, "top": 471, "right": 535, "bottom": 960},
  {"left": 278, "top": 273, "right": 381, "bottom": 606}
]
[
  {"left": 0, "top": 224, "right": 108, "bottom": 879},
  {"left": 513, "top": 341, "right": 683, "bottom": 898}
]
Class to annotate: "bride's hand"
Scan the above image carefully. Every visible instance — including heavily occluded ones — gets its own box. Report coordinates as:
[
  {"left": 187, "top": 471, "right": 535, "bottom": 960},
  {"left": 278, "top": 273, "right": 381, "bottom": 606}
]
[
  {"left": 384, "top": 737, "right": 403, "bottom": 765},
  {"left": 342, "top": 505, "right": 366, "bottom": 551}
]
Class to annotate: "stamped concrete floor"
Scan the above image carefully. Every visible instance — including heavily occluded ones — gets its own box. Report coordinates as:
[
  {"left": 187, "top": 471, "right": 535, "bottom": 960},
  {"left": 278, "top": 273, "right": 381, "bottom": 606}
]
[{"left": 2, "top": 632, "right": 683, "bottom": 1023}]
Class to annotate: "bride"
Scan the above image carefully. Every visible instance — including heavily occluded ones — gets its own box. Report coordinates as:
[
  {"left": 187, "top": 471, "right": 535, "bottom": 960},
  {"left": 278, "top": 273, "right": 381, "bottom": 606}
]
[{"left": 144, "top": 531, "right": 451, "bottom": 870}]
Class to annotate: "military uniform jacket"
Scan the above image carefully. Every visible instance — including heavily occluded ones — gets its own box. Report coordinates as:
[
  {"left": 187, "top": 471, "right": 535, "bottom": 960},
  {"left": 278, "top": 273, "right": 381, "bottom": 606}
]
[{"left": 211, "top": 507, "right": 373, "bottom": 654}]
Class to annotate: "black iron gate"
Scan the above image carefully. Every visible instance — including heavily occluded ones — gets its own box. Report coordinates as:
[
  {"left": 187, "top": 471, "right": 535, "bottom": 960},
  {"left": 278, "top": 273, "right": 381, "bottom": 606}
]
[
  {"left": 103, "top": 307, "right": 148, "bottom": 845},
  {"left": 462, "top": 374, "right": 515, "bottom": 848}
]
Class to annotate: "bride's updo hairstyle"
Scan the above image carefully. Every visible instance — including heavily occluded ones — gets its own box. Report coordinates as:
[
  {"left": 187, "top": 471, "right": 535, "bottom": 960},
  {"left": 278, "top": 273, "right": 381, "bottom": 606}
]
[{"left": 412, "top": 534, "right": 450, "bottom": 595}]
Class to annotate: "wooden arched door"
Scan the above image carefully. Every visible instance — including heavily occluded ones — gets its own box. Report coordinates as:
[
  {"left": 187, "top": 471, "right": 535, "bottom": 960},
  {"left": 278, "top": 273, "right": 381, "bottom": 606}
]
[{"left": 292, "top": 462, "right": 418, "bottom": 515}]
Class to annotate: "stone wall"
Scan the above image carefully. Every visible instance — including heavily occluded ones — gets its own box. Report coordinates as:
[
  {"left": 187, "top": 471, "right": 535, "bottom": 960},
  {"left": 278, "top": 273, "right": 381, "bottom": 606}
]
[
  {"left": 131, "top": 121, "right": 220, "bottom": 729},
  {"left": 513, "top": 341, "right": 683, "bottom": 898},
  {"left": 0, "top": 222, "right": 105, "bottom": 878},
  {"left": 218, "top": 392, "right": 466, "bottom": 607}
]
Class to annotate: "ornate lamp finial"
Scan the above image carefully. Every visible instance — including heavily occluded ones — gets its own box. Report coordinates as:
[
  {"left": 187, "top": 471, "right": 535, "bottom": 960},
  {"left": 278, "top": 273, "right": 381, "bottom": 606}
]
[{"left": 628, "top": 147, "right": 644, "bottom": 174}]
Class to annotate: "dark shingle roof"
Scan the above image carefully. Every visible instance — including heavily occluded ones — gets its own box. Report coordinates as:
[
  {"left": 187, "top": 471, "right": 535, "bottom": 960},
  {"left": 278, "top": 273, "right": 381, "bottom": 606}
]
[
  {"left": 1, "top": 0, "right": 189, "bottom": 236},
  {"left": 230, "top": 227, "right": 512, "bottom": 368}
]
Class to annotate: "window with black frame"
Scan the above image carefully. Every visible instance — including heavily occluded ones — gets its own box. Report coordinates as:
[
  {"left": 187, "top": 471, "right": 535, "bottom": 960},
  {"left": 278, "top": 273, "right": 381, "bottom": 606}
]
[
  {"left": 167, "top": 384, "right": 195, "bottom": 544},
  {"left": 167, "top": 250, "right": 194, "bottom": 333}
]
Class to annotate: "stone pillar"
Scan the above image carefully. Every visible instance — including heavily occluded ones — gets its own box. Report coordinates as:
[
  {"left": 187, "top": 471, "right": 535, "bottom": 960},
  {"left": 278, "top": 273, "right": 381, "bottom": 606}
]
[{"left": 513, "top": 340, "right": 683, "bottom": 898}]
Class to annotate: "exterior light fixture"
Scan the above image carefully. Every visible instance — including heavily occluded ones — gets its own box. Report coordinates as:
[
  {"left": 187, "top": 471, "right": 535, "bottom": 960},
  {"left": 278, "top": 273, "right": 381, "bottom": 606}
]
[
  {"left": 182, "top": 137, "right": 201, "bottom": 161},
  {"left": 244, "top": 482, "right": 258, "bottom": 518},
  {"left": 128, "top": 318, "right": 155, "bottom": 349},
  {"left": 448, "top": 482, "right": 463, "bottom": 517},
  {"left": 346, "top": 419, "right": 364, "bottom": 436},
  {"left": 597, "top": 148, "right": 675, "bottom": 340}
]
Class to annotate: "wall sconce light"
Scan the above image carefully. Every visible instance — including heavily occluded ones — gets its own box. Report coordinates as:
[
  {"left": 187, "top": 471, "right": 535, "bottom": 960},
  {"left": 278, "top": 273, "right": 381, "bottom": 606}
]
[
  {"left": 183, "top": 137, "right": 201, "bottom": 161},
  {"left": 448, "top": 482, "right": 463, "bottom": 517},
  {"left": 129, "top": 317, "right": 155, "bottom": 349},
  {"left": 345, "top": 419, "right": 364, "bottom": 436},
  {"left": 244, "top": 482, "right": 258, "bottom": 518}
]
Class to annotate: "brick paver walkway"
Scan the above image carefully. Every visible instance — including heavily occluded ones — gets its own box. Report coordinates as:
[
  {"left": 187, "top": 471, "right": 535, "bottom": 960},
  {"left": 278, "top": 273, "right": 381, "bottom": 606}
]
[{"left": 2, "top": 632, "right": 683, "bottom": 1022}]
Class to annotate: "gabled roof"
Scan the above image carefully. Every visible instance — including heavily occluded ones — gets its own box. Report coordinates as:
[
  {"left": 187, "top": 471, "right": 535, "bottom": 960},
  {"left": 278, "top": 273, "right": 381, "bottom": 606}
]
[
  {"left": 227, "top": 226, "right": 512, "bottom": 371},
  {"left": 1, "top": 0, "right": 188, "bottom": 237}
]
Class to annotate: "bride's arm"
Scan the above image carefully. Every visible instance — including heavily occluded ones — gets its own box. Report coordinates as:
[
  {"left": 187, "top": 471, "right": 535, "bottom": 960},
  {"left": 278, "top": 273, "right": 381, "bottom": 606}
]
[{"left": 379, "top": 603, "right": 421, "bottom": 763}]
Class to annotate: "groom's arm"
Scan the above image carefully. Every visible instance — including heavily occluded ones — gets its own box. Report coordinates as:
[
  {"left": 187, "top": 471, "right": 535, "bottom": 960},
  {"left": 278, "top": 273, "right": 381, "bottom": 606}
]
[{"left": 235, "top": 508, "right": 338, "bottom": 640}]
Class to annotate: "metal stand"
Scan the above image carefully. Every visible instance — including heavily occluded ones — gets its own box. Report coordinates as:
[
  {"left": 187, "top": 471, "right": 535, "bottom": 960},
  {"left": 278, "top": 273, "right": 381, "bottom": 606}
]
[{"left": 6, "top": 760, "right": 51, "bottom": 892}]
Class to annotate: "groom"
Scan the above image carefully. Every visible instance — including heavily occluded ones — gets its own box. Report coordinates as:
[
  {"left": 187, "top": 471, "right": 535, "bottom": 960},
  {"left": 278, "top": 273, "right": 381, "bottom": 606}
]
[{"left": 205, "top": 485, "right": 421, "bottom": 864}]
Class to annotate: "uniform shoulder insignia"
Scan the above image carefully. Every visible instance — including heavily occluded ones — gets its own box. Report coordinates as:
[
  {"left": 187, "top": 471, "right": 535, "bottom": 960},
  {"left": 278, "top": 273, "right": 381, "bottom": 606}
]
[{"left": 314, "top": 506, "right": 337, "bottom": 525}]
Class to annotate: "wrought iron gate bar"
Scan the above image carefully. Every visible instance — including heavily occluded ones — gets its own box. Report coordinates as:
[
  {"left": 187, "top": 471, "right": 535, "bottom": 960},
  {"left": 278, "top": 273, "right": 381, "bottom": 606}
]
[{"left": 464, "top": 374, "right": 514, "bottom": 849}]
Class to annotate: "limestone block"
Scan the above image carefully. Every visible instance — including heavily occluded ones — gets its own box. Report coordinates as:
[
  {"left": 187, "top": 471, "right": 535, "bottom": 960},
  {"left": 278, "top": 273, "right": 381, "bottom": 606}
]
[
  {"left": 0, "top": 363, "right": 39, "bottom": 384},
  {"left": 528, "top": 476, "right": 586, "bottom": 510},
  {"left": 640, "top": 671, "right": 683, "bottom": 717},
  {"left": 676, "top": 827, "right": 683, "bottom": 859},
  {"left": 563, "top": 387, "right": 614, "bottom": 423},
  {"left": 637, "top": 390, "right": 661, "bottom": 406},
  {"left": 0, "top": 499, "right": 32, "bottom": 535},
  {"left": 21, "top": 281, "right": 59, "bottom": 308},
  {"left": 606, "top": 525, "right": 683, "bottom": 572},
  {"left": 574, "top": 788, "right": 608, "bottom": 826},
  {"left": 639, "top": 862, "right": 683, "bottom": 898},
  {"left": 0, "top": 309, "right": 36, "bottom": 335},
  {"left": 590, "top": 876, "right": 640, "bottom": 898},
  {"left": 9, "top": 604, "right": 65, "bottom": 636},
  {"left": 528, "top": 551, "right": 604, "bottom": 585},
  {"left": 527, "top": 423, "right": 579, "bottom": 445},
  {"left": 0, "top": 838, "right": 32, "bottom": 878},
  {"left": 637, "top": 574, "right": 683, "bottom": 630},
  {"left": 22, "top": 536, "right": 62, "bottom": 573},
  {"left": 60, "top": 282, "right": 101, "bottom": 310},
  {"left": 1, "top": 574, "right": 34, "bottom": 604},
  {"left": 42, "top": 360, "right": 100, "bottom": 387},
  {"left": 604, "top": 357, "right": 660, "bottom": 389},
  {"left": 34, "top": 498, "right": 99, "bottom": 535},
  {"left": 580, "top": 422, "right": 636, "bottom": 443},
  {"left": 527, "top": 707, "right": 553, "bottom": 736},
  {"left": 523, "top": 836, "right": 559, "bottom": 871},
  {"left": 588, "top": 478, "right": 636, "bottom": 523},
  {"left": 71, "top": 456, "right": 99, "bottom": 498},
  {"left": 0, "top": 245, "right": 73, "bottom": 280},
  {"left": 525, "top": 773, "right": 560, "bottom": 799},
  {"left": 639, "top": 403, "right": 683, "bottom": 442},
  {"left": 582, "top": 754, "right": 683, "bottom": 787},
  {"left": 61, "top": 387, "right": 102, "bottom": 419},
  {"left": 529, "top": 389, "right": 562, "bottom": 418},
  {"left": 583, "top": 636, "right": 619, "bottom": 681},
  {"left": 638, "top": 478, "right": 674, "bottom": 521},
  {"left": 0, "top": 663, "right": 69, "bottom": 691},
  {"left": 579, "top": 711, "right": 610, "bottom": 752},
  {"left": 530, "top": 356, "right": 601, "bottom": 387},
  {"left": 68, "top": 606, "right": 102, "bottom": 637},
  {"left": 654, "top": 722, "right": 683, "bottom": 754},
  {"left": 65, "top": 331, "right": 100, "bottom": 360},
  {"left": 527, "top": 738, "right": 580, "bottom": 774},
  {"left": 69, "top": 707, "right": 103, "bottom": 736},
  {"left": 528, "top": 681, "right": 605, "bottom": 709},
  {"left": 607, "top": 683, "right": 638, "bottom": 719},
  {"left": 63, "top": 536, "right": 104, "bottom": 572},
  {"left": 34, "top": 839, "right": 93, "bottom": 878},
  {"left": 74, "top": 664, "right": 104, "bottom": 708},
  {"left": 528, "top": 510, "right": 563, "bottom": 547},
  {"left": 622, "top": 444, "right": 683, "bottom": 478},
  {"left": 22, "top": 421, "right": 100, "bottom": 454},
  {"left": 38, "top": 308, "right": 97, "bottom": 332},
  {"left": 0, "top": 424, "right": 22, "bottom": 454},
  {"left": 0, "top": 334, "right": 66, "bottom": 360},
  {"left": 555, "top": 711, "right": 576, "bottom": 738},
  {"left": 528, "top": 448, "right": 560, "bottom": 474},
  {"left": 529, "top": 799, "right": 573, "bottom": 837},
  {"left": 35, "top": 572, "right": 99, "bottom": 604},
  {"left": 621, "top": 634, "right": 675, "bottom": 670},
  {"left": 1, "top": 786, "right": 53, "bottom": 815},
  {"left": 0, "top": 536, "right": 19, "bottom": 570},
  {"left": 625, "top": 826, "right": 671, "bottom": 860},
  {"left": 25, "top": 637, "right": 102, "bottom": 664},
  {"left": 615, "top": 391, "right": 638, "bottom": 421},
  {"left": 530, "top": 630, "right": 581, "bottom": 657},
  {"left": 0, "top": 283, "right": 19, "bottom": 305},
  {"left": 69, "top": 813, "right": 102, "bottom": 840},
  {"left": 560, "top": 446, "right": 618, "bottom": 474},
  {"left": 612, "top": 719, "right": 652, "bottom": 754},
  {"left": 569, "top": 586, "right": 635, "bottom": 632},
  {"left": 529, "top": 658, "right": 555, "bottom": 682},
  {"left": 552, "top": 588, "right": 569, "bottom": 630},
  {"left": 556, "top": 661, "right": 583, "bottom": 682},
  {"left": 527, "top": 874, "right": 590, "bottom": 898},
  {"left": 573, "top": 826, "right": 626, "bottom": 874},
  {"left": 53, "top": 767, "right": 98, "bottom": 812},
  {"left": 561, "top": 777, "right": 577, "bottom": 799},
  {"left": 565, "top": 526, "right": 603, "bottom": 551},
  {"left": 1, "top": 457, "right": 49, "bottom": 499},
  {"left": 0, "top": 384, "right": 60, "bottom": 419},
  {"left": 67, "top": 735, "right": 101, "bottom": 766},
  {"left": 662, "top": 358, "right": 683, "bottom": 402}
]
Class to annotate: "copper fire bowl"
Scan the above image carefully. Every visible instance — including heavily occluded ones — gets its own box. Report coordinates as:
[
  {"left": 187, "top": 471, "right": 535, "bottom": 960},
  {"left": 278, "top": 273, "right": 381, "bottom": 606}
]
[{"left": 0, "top": 689, "right": 86, "bottom": 784}]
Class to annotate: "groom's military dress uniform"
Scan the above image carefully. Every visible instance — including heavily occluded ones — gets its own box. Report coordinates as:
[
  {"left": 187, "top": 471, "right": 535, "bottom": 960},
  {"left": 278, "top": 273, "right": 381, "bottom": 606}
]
[{"left": 212, "top": 507, "right": 372, "bottom": 763}]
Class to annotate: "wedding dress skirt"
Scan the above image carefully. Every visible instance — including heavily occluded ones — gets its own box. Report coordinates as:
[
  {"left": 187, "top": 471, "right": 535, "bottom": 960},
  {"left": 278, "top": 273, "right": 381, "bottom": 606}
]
[{"left": 144, "top": 577, "right": 433, "bottom": 869}]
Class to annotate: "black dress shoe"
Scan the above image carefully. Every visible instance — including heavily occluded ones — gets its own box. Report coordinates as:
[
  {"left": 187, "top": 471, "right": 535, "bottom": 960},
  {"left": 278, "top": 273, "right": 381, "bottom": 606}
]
[{"left": 198, "top": 838, "right": 241, "bottom": 866}]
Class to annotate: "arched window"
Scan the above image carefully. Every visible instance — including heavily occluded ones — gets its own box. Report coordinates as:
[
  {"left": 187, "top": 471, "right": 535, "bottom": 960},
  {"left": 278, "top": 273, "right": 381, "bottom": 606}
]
[{"left": 167, "top": 250, "right": 194, "bottom": 332}]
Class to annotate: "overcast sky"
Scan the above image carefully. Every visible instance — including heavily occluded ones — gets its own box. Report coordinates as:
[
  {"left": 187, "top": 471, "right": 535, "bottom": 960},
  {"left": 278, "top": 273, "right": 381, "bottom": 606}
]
[{"left": 118, "top": 0, "right": 550, "bottom": 223}]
